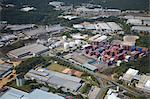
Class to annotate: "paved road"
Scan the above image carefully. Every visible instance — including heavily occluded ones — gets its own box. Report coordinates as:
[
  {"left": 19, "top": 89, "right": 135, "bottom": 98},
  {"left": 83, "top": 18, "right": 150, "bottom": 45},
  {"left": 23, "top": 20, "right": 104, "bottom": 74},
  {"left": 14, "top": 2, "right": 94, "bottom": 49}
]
[
  {"left": 54, "top": 56, "right": 144, "bottom": 98},
  {"left": 95, "top": 73, "right": 142, "bottom": 97}
]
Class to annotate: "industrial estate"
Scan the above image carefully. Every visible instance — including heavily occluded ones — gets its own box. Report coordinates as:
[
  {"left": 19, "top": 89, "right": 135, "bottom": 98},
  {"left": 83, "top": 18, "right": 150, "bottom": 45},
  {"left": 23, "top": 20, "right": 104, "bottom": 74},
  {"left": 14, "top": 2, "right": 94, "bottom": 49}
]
[{"left": 0, "top": 0, "right": 149, "bottom": 99}]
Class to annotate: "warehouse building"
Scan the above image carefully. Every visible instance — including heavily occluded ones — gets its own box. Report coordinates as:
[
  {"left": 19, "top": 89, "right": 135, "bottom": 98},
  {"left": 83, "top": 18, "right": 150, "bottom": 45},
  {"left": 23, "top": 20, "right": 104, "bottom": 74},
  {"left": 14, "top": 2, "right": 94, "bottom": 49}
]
[
  {"left": 121, "top": 68, "right": 139, "bottom": 83},
  {"left": 82, "top": 63, "right": 98, "bottom": 72},
  {"left": 89, "top": 34, "right": 107, "bottom": 43},
  {"left": 107, "top": 22, "right": 122, "bottom": 32},
  {"left": 131, "top": 26, "right": 150, "bottom": 33},
  {"left": 0, "top": 87, "right": 65, "bottom": 99},
  {"left": 127, "top": 19, "right": 142, "bottom": 25},
  {"left": 23, "top": 24, "right": 65, "bottom": 38},
  {"left": 8, "top": 43, "right": 49, "bottom": 59},
  {"left": 95, "top": 22, "right": 112, "bottom": 32},
  {"left": 88, "top": 86, "right": 101, "bottom": 99},
  {"left": 5, "top": 24, "right": 35, "bottom": 31},
  {"left": 25, "top": 69, "right": 83, "bottom": 92},
  {"left": 136, "top": 75, "right": 150, "bottom": 93},
  {"left": 0, "top": 64, "right": 13, "bottom": 80}
]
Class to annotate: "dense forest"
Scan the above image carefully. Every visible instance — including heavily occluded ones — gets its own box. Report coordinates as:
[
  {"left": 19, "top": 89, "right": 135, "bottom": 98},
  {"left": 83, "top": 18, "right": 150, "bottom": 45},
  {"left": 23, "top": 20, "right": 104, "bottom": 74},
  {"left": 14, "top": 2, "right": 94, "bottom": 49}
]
[
  {"left": 0, "top": 0, "right": 149, "bottom": 24},
  {"left": 1, "top": 0, "right": 149, "bottom": 10}
]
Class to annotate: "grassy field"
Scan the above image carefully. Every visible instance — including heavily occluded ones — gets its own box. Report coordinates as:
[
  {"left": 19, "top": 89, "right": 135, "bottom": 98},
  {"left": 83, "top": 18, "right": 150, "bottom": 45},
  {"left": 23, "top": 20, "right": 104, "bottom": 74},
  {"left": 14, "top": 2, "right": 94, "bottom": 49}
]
[{"left": 47, "top": 63, "right": 66, "bottom": 72}]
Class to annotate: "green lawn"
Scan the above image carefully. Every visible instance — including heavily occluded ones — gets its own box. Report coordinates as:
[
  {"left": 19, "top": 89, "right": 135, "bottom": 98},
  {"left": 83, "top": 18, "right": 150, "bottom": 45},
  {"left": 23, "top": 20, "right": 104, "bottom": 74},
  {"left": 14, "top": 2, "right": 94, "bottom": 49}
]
[{"left": 47, "top": 63, "right": 66, "bottom": 72}]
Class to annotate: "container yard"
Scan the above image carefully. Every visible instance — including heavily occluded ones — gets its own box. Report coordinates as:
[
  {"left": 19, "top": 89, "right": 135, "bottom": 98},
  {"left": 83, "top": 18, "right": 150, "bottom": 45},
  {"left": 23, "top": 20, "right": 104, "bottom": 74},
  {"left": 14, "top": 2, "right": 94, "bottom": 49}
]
[{"left": 82, "top": 41, "right": 148, "bottom": 66}]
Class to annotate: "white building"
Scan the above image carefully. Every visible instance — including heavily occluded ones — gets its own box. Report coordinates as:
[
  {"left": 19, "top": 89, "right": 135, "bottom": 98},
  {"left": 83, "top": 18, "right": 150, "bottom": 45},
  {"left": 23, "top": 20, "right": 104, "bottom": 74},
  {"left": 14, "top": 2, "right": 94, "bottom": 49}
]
[
  {"left": 136, "top": 75, "right": 150, "bottom": 93},
  {"left": 131, "top": 26, "right": 150, "bottom": 33},
  {"left": 107, "top": 22, "right": 122, "bottom": 31},
  {"left": 122, "top": 68, "right": 139, "bottom": 83},
  {"left": 94, "top": 35, "right": 107, "bottom": 42},
  {"left": 127, "top": 19, "right": 142, "bottom": 25},
  {"left": 21, "top": 7, "right": 36, "bottom": 12},
  {"left": 8, "top": 43, "right": 49, "bottom": 59},
  {"left": 88, "top": 86, "right": 101, "bottom": 99},
  {"left": 104, "top": 88, "right": 121, "bottom": 99},
  {"left": 0, "top": 87, "right": 65, "bottom": 99}
]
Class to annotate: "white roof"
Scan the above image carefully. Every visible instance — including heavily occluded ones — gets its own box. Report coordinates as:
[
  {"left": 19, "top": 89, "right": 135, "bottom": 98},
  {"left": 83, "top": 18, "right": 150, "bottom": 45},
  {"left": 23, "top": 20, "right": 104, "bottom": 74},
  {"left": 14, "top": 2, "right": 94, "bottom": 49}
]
[
  {"left": 145, "top": 80, "right": 150, "bottom": 88},
  {"left": 21, "top": 7, "right": 35, "bottom": 12},
  {"left": 6, "top": 24, "right": 35, "bottom": 31},
  {"left": 127, "top": 19, "right": 142, "bottom": 25},
  {"left": 122, "top": 68, "right": 139, "bottom": 82},
  {"left": 8, "top": 43, "right": 49, "bottom": 58},
  {"left": 89, "top": 34, "right": 101, "bottom": 41},
  {"left": 126, "top": 68, "right": 139, "bottom": 76},
  {"left": 96, "top": 22, "right": 111, "bottom": 30},
  {"left": 82, "top": 44, "right": 91, "bottom": 48},
  {"left": 107, "top": 22, "right": 122, "bottom": 31},
  {"left": 62, "top": 15, "right": 77, "bottom": 20},
  {"left": 83, "top": 23, "right": 96, "bottom": 30},
  {"left": 94, "top": 35, "right": 107, "bottom": 42},
  {"left": 76, "top": 7, "right": 102, "bottom": 12},
  {"left": 131, "top": 26, "right": 150, "bottom": 32},
  {"left": 73, "top": 24, "right": 84, "bottom": 29},
  {"left": 25, "top": 89, "right": 65, "bottom": 99},
  {"left": 106, "top": 93, "right": 121, "bottom": 99},
  {"left": 88, "top": 86, "right": 101, "bottom": 99},
  {"left": 72, "top": 34, "right": 87, "bottom": 39}
]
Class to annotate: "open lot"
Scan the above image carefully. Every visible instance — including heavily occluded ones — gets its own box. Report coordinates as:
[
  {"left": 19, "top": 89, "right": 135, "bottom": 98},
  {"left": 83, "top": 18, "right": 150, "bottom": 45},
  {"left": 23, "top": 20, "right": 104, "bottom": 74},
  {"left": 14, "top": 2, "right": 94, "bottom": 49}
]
[{"left": 47, "top": 63, "right": 66, "bottom": 72}]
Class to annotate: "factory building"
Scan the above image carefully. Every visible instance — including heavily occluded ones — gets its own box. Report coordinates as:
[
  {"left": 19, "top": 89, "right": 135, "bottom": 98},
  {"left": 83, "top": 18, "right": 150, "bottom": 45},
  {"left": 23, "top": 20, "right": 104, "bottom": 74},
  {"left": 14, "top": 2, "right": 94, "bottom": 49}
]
[
  {"left": 0, "top": 64, "right": 13, "bottom": 80},
  {"left": 121, "top": 68, "right": 139, "bottom": 83},
  {"left": 131, "top": 26, "right": 150, "bottom": 33},
  {"left": 104, "top": 87, "right": 121, "bottom": 99},
  {"left": 73, "top": 22, "right": 122, "bottom": 33},
  {"left": 136, "top": 75, "right": 150, "bottom": 93},
  {"left": 74, "top": 6, "right": 121, "bottom": 17},
  {"left": 25, "top": 69, "right": 83, "bottom": 92},
  {"left": 8, "top": 43, "right": 49, "bottom": 59},
  {"left": 5, "top": 24, "right": 35, "bottom": 31},
  {"left": 0, "top": 87, "right": 65, "bottom": 99},
  {"left": 23, "top": 24, "right": 65, "bottom": 38},
  {"left": 107, "top": 22, "right": 122, "bottom": 32},
  {"left": 88, "top": 86, "right": 101, "bottom": 99},
  {"left": 89, "top": 35, "right": 107, "bottom": 43},
  {"left": 82, "top": 63, "right": 98, "bottom": 72}
]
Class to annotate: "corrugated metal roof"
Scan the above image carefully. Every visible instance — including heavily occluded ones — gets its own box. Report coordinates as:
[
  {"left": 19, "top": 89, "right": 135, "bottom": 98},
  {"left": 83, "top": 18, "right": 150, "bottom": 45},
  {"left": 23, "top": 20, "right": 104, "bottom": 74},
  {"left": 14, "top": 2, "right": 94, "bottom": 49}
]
[
  {"left": 8, "top": 43, "right": 49, "bottom": 58},
  {"left": 0, "top": 87, "right": 28, "bottom": 99},
  {"left": 0, "top": 88, "right": 64, "bottom": 99},
  {"left": 82, "top": 63, "right": 97, "bottom": 71},
  {"left": 25, "top": 69, "right": 82, "bottom": 91},
  {"left": 26, "top": 89, "right": 65, "bottom": 99},
  {"left": 0, "top": 64, "right": 13, "bottom": 76}
]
